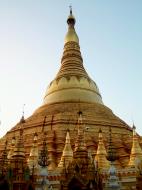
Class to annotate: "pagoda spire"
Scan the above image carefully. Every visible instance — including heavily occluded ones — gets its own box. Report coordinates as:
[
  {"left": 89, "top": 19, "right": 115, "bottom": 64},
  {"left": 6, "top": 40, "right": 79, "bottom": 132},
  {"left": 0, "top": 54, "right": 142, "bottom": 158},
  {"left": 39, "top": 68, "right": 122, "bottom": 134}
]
[
  {"left": 75, "top": 111, "right": 86, "bottom": 151},
  {"left": 95, "top": 129, "right": 109, "bottom": 169},
  {"left": 12, "top": 123, "right": 25, "bottom": 159},
  {"left": 58, "top": 130, "right": 73, "bottom": 169},
  {"left": 74, "top": 111, "right": 88, "bottom": 159},
  {"left": 12, "top": 114, "right": 26, "bottom": 160},
  {"left": 7, "top": 136, "right": 16, "bottom": 159},
  {"left": 19, "top": 104, "right": 25, "bottom": 124},
  {"left": 43, "top": 9, "right": 103, "bottom": 105},
  {"left": 55, "top": 9, "right": 88, "bottom": 80},
  {"left": 69, "top": 5, "right": 72, "bottom": 15},
  {"left": 64, "top": 7, "right": 78, "bottom": 44},
  {"left": 10, "top": 121, "right": 28, "bottom": 185},
  {"left": 128, "top": 124, "right": 142, "bottom": 167},
  {"left": 28, "top": 133, "right": 39, "bottom": 172}
]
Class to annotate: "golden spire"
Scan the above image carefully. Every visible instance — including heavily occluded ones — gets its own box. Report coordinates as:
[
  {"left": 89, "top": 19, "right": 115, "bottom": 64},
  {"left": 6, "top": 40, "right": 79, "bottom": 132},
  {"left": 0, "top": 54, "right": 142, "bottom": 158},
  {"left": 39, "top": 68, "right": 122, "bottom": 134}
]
[
  {"left": 128, "top": 124, "right": 142, "bottom": 167},
  {"left": 69, "top": 5, "right": 72, "bottom": 14},
  {"left": 19, "top": 104, "right": 25, "bottom": 124},
  {"left": 73, "top": 111, "right": 88, "bottom": 160},
  {"left": 28, "top": 133, "right": 39, "bottom": 170},
  {"left": 74, "top": 111, "right": 86, "bottom": 152},
  {"left": 56, "top": 8, "right": 87, "bottom": 80},
  {"left": 58, "top": 130, "right": 73, "bottom": 169},
  {"left": 64, "top": 6, "right": 79, "bottom": 44},
  {"left": 12, "top": 116, "right": 25, "bottom": 159},
  {"left": 12, "top": 125, "right": 25, "bottom": 159},
  {"left": 7, "top": 136, "right": 16, "bottom": 159},
  {"left": 95, "top": 129, "right": 109, "bottom": 169},
  {"left": 43, "top": 9, "right": 103, "bottom": 105}
]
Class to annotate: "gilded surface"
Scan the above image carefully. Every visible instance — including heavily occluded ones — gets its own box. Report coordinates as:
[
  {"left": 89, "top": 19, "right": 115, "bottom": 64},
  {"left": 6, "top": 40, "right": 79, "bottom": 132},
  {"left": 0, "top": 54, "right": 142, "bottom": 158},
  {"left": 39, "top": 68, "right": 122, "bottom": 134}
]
[{"left": 0, "top": 10, "right": 141, "bottom": 190}]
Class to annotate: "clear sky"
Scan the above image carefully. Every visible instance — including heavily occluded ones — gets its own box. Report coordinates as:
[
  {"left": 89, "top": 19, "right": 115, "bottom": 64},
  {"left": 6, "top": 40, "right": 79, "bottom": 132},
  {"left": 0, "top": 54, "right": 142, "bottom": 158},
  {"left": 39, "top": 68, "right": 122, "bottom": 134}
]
[{"left": 0, "top": 0, "right": 142, "bottom": 137}]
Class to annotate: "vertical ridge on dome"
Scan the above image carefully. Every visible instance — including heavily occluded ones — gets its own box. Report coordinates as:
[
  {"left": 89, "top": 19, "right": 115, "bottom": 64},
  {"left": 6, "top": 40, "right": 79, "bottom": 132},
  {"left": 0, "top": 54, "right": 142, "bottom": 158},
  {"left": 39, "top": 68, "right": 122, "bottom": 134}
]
[{"left": 74, "top": 111, "right": 87, "bottom": 152}]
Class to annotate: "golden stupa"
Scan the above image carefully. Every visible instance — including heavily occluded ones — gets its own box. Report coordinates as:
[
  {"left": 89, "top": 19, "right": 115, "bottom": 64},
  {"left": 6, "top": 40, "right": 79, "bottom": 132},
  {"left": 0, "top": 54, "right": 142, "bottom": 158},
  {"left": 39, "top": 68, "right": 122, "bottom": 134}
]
[
  {"left": 0, "top": 6, "right": 135, "bottom": 167},
  {"left": 0, "top": 9, "right": 142, "bottom": 189}
]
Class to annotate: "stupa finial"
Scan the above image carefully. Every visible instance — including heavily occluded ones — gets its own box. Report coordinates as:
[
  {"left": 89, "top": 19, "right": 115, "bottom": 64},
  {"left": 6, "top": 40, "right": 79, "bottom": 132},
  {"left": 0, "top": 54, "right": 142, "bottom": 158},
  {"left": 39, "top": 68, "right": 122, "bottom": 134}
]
[
  {"left": 69, "top": 5, "right": 72, "bottom": 15},
  {"left": 22, "top": 104, "right": 25, "bottom": 117},
  {"left": 67, "top": 7, "right": 75, "bottom": 26},
  {"left": 19, "top": 104, "right": 25, "bottom": 124}
]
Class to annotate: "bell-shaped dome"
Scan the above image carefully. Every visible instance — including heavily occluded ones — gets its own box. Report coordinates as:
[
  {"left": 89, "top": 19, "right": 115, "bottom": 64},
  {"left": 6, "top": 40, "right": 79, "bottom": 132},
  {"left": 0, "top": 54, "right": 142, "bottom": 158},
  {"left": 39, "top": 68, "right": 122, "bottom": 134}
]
[{"left": 43, "top": 10, "right": 103, "bottom": 105}]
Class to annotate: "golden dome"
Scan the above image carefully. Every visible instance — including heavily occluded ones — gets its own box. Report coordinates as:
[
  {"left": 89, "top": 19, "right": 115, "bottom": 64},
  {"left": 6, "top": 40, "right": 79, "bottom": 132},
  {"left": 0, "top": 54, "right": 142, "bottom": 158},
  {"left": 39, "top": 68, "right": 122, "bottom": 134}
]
[
  {"left": 0, "top": 9, "right": 135, "bottom": 172},
  {"left": 43, "top": 10, "right": 103, "bottom": 105}
]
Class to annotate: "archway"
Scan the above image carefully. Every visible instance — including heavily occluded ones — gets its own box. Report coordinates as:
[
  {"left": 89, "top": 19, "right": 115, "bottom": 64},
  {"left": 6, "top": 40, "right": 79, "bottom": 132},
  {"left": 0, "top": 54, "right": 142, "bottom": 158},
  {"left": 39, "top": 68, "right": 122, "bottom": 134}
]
[{"left": 68, "top": 178, "right": 83, "bottom": 190}]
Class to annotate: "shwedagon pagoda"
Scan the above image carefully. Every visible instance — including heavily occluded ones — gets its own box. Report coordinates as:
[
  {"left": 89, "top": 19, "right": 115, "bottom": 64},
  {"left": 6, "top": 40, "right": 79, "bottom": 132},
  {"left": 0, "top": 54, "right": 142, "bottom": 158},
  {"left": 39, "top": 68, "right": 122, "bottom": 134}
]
[{"left": 0, "top": 8, "right": 142, "bottom": 190}]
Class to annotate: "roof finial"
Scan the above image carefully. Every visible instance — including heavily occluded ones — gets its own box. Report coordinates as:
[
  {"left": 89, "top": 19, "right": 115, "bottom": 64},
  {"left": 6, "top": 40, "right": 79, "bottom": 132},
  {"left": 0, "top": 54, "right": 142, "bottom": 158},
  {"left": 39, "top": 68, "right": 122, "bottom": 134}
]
[
  {"left": 22, "top": 104, "right": 25, "bottom": 117},
  {"left": 69, "top": 5, "right": 72, "bottom": 15},
  {"left": 132, "top": 121, "right": 136, "bottom": 130},
  {"left": 19, "top": 104, "right": 25, "bottom": 123}
]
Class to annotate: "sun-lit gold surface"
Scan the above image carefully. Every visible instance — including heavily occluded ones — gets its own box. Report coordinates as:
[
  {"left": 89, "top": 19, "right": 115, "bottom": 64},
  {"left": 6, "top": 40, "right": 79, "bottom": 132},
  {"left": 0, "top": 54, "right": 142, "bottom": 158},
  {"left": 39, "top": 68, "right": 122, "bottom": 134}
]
[
  {"left": 95, "top": 129, "right": 110, "bottom": 169},
  {"left": 58, "top": 131, "right": 73, "bottom": 169},
  {"left": 64, "top": 10, "right": 79, "bottom": 44},
  {"left": 0, "top": 9, "right": 142, "bottom": 190},
  {"left": 128, "top": 125, "right": 142, "bottom": 167}
]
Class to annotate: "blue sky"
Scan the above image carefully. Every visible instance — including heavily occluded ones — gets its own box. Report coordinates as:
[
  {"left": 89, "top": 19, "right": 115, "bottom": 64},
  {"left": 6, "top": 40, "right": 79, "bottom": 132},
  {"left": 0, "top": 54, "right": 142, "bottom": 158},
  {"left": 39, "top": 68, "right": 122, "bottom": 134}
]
[{"left": 0, "top": 0, "right": 142, "bottom": 137}]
